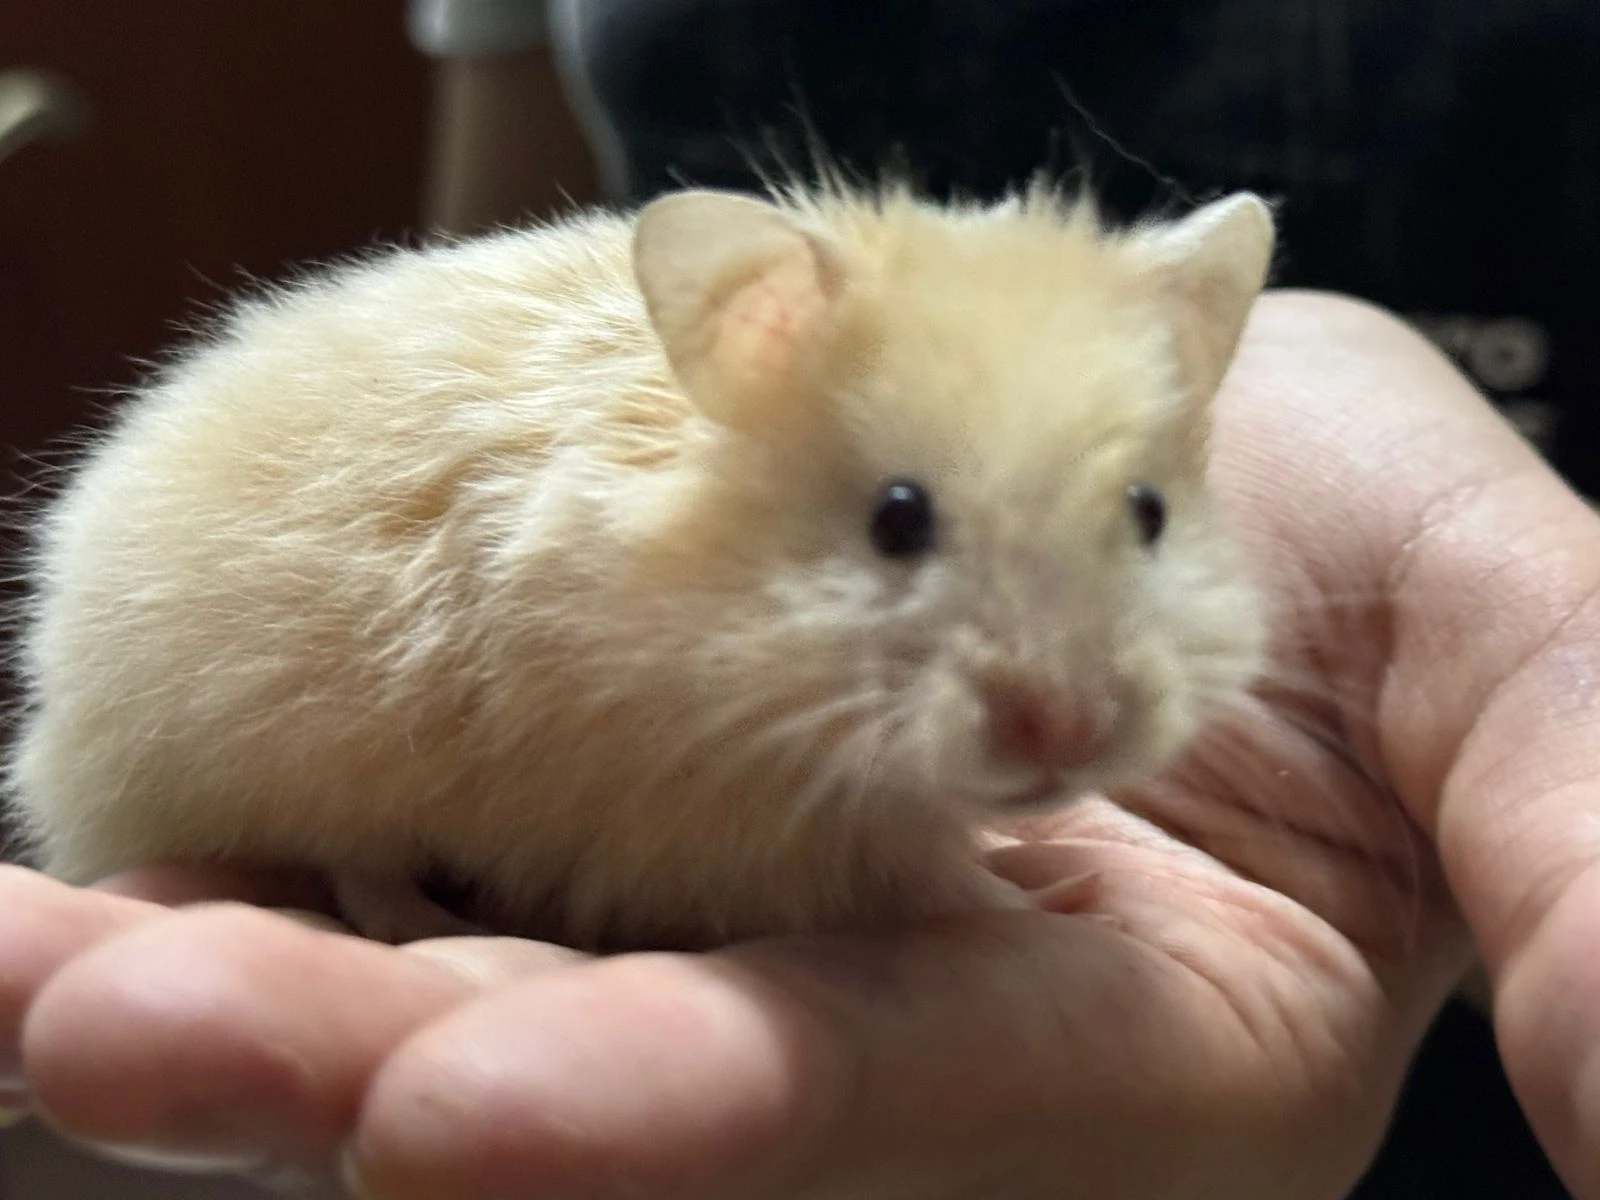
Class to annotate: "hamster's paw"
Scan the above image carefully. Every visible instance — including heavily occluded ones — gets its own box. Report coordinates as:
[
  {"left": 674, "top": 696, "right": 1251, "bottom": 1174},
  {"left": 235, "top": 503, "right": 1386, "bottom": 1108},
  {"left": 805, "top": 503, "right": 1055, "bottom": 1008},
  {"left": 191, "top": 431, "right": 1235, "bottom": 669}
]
[
  {"left": 917, "top": 860, "right": 1035, "bottom": 921},
  {"left": 332, "top": 872, "right": 488, "bottom": 945}
]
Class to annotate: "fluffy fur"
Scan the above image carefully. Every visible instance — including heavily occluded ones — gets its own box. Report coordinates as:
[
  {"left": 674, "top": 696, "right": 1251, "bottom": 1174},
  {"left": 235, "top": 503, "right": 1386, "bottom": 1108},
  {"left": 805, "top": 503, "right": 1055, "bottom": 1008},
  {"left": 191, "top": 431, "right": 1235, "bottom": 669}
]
[{"left": 4, "top": 180, "right": 1272, "bottom": 951}]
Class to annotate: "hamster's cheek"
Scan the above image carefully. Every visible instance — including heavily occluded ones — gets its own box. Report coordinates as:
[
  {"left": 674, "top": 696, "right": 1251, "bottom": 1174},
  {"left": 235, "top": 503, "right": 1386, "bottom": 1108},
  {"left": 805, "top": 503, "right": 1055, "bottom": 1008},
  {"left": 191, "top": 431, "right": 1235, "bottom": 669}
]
[
  {"left": 891, "top": 673, "right": 985, "bottom": 789},
  {"left": 1110, "top": 636, "right": 1194, "bottom": 764}
]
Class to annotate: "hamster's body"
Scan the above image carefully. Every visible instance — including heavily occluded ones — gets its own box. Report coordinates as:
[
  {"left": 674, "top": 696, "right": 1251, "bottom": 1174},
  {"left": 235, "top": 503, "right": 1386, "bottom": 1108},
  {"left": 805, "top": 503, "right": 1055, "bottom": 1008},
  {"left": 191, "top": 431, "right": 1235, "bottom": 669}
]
[{"left": 6, "top": 183, "right": 1274, "bottom": 950}]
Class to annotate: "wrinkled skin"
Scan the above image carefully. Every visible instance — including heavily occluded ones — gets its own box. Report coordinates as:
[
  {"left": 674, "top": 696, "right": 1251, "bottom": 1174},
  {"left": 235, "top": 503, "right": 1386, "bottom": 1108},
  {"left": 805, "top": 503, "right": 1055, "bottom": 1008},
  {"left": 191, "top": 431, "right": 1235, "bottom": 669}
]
[{"left": 4, "top": 290, "right": 1600, "bottom": 1199}]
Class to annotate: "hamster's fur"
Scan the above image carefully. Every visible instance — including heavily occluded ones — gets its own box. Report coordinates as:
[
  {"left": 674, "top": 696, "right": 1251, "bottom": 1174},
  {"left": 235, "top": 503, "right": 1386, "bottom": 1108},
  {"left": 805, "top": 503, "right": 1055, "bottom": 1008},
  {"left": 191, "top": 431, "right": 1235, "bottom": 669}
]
[{"left": 5, "top": 180, "right": 1274, "bottom": 951}]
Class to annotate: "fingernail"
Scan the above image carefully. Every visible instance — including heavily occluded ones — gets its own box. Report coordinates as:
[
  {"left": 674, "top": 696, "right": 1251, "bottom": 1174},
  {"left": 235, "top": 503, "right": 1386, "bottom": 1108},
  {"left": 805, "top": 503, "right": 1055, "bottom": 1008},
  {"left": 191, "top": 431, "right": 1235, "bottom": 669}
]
[
  {"left": 0, "top": 1084, "right": 31, "bottom": 1127},
  {"left": 73, "top": 1137, "right": 268, "bottom": 1176},
  {"left": 46, "top": 1108, "right": 271, "bottom": 1176}
]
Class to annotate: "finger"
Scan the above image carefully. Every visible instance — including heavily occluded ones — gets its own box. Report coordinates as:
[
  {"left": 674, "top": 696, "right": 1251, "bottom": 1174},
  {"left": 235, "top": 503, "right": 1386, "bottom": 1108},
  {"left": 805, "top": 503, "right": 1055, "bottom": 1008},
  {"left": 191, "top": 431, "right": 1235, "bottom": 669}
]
[
  {"left": 21, "top": 904, "right": 578, "bottom": 1176},
  {"left": 1425, "top": 615, "right": 1600, "bottom": 1199},
  {"left": 345, "top": 910, "right": 1395, "bottom": 1200},
  {"left": 0, "top": 867, "right": 168, "bottom": 1082},
  {"left": 1232, "top": 295, "right": 1600, "bottom": 1194}
]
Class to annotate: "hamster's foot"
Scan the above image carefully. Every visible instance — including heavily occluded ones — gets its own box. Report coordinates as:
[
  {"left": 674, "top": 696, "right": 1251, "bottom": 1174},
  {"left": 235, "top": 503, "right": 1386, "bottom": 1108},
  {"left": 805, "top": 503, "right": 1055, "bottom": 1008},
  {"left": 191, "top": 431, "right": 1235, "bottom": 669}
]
[{"left": 332, "top": 872, "right": 488, "bottom": 944}]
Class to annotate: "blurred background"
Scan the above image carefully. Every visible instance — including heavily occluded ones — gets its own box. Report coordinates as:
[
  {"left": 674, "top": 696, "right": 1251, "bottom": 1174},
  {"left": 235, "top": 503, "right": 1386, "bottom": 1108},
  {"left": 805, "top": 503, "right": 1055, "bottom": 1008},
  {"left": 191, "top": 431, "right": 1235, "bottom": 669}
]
[{"left": 1, "top": 1, "right": 1592, "bottom": 1195}]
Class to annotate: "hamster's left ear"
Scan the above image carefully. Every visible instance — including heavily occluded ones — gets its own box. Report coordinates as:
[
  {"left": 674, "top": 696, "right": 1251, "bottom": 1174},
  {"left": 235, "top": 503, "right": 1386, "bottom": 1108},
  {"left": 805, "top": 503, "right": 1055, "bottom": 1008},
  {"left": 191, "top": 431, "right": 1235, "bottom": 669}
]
[
  {"left": 632, "top": 189, "right": 846, "bottom": 429},
  {"left": 1127, "top": 193, "right": 1276, "bottom": 403}
]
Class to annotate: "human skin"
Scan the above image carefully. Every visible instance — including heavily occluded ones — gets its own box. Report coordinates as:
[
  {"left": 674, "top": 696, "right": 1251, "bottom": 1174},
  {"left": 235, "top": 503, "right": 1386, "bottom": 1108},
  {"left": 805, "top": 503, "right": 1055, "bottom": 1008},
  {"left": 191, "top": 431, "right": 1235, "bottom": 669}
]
[{"left": 2, "top": 289, "right": 1599, "bottom": 1198}]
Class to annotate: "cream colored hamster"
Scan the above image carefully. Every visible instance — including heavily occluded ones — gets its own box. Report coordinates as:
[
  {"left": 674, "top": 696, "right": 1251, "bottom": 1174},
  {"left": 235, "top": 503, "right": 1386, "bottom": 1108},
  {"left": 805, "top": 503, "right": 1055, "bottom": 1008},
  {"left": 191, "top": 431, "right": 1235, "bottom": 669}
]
[{"left": 5, "top": 180, "right": 1274, "bottom": 951}]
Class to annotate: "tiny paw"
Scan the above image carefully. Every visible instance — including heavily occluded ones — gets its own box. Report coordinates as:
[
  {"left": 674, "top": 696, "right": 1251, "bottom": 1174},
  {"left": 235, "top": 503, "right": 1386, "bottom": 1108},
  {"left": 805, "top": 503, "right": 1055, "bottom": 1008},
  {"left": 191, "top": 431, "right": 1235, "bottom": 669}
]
[
  {"left": 1033, "top": 869, "right": 1106, "bottom": 917},
  {"left": 333, "top": 874, "right": 488, "bottom": 945}
]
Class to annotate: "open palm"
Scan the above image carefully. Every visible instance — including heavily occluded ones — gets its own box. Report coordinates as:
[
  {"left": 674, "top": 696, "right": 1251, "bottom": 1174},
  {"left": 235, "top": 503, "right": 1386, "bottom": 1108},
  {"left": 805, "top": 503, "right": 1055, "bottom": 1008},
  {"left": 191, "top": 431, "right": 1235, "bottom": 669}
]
[{"left": 4, "top": 291, "right": 1598, "bottom": 1199}]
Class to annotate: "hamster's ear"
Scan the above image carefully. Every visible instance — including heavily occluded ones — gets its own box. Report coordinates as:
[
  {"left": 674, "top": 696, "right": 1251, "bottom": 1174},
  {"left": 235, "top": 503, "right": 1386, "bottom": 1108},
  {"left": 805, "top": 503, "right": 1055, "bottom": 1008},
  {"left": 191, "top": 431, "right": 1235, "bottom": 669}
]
[
  {"left": 633, "top": 189, "right": 844, "bottom": 427},
  {"left": 1128, "top": 193, "right": 1275, "bottom": 402}
]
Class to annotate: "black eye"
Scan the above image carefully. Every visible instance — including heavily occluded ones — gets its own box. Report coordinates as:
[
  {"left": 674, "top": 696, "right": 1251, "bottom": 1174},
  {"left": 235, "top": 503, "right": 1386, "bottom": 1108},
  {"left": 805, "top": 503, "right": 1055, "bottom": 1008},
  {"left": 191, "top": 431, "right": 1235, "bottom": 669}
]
[
  {"left": 870, "top": 479, "right": 936, "bottom": 558},
  {"left": 1127, "top": 483, "right": 1166, "bottom": 547}
]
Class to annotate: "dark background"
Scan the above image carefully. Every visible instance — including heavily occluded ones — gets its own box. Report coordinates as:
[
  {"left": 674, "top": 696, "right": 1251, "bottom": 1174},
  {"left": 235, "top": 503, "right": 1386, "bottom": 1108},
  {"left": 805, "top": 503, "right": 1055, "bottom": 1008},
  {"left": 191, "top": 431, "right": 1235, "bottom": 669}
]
[
  {"left": 1, "top": 3, "right": 1587, "bottom": 1196},
  {"left": 0, "top": 6, "right": 432, "bottom": 469},
  {"left": 580, "top": 0, "right": 1595, "bottom": 494}
]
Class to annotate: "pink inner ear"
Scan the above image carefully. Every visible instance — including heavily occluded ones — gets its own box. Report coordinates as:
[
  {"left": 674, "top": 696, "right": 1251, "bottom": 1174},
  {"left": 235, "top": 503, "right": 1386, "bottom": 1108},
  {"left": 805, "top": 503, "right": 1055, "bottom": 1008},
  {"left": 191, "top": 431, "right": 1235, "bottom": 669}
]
[{"left": 710, "top": 250, "right": 826, "bottom": 391}]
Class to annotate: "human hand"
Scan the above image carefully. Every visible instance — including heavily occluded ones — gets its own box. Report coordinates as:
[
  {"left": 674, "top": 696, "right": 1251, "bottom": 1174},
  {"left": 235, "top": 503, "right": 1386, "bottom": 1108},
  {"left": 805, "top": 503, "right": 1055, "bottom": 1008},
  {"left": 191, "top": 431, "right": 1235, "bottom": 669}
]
[{"left": 3, "top": 290, "right": 1596, "bottom": 1198}]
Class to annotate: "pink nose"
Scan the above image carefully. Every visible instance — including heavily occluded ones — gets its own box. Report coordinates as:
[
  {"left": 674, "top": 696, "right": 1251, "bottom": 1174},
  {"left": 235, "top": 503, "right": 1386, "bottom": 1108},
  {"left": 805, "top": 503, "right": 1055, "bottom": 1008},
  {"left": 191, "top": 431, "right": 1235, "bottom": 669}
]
[{"left": 984, "top": 680, "right": 1109, "bottom": 772}]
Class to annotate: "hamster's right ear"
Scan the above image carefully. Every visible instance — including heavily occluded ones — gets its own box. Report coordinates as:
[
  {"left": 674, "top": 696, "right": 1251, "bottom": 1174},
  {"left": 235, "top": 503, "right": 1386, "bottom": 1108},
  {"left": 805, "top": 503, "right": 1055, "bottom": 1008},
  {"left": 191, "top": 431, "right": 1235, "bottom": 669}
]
[
  {"left": 633, "top": 190, "right": 845, "bottom": 427},
  {"left": 1127, "top": 193, "right": 1277, "bottom": 402}
]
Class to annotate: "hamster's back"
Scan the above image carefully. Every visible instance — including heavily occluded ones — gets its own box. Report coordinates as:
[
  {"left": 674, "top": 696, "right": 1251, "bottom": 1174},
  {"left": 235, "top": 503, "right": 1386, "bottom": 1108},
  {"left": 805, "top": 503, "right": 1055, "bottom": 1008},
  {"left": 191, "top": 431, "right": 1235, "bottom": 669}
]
[{"left": 6, "top": 209, "right": 687, "bottom": 882}]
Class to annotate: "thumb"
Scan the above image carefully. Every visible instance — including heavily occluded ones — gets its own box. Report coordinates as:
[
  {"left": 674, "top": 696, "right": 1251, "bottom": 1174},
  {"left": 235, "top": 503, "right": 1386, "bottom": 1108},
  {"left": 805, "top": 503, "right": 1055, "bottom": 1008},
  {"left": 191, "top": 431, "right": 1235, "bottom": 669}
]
[
  {"left": 1410, "top": 483, "right": 1600, "bottom": 1198},
  {"left": 1293, "top": 310, "right": 1600, "bottom": 1194},
  {"left": 1229, "top": 292, "right": 1600, "bottom": 1196}
]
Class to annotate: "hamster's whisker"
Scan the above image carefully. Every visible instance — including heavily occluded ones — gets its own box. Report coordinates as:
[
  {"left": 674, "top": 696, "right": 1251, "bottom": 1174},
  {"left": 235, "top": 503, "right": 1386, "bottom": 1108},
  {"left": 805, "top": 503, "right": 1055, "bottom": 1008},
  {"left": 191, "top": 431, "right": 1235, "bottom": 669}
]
[
  {"left": 576, "top": 675, "right": 888, "bottom": 842},
  {"left": 549, "top": 684, "right": 776, "bottom": 821},
  {"left": 766, "top": 687, "right": 897, "bottom": 842},
  {"left": 839, "top": 712, "right": 899, "bottom": 834},
  {"left": 780, "top": 708, "right": 897, "bottom": 846},
  {"left": 778, "top": 732, "right": 862, "bottom": 846}
]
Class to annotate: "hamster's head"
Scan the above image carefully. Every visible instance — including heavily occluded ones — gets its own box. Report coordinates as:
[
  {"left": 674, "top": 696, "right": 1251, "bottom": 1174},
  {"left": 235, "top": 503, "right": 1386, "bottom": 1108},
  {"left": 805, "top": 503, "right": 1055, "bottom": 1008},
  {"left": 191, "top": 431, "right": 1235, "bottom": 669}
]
[{"left": 631, "top": 182, "right": 1273, "bottom": 820}]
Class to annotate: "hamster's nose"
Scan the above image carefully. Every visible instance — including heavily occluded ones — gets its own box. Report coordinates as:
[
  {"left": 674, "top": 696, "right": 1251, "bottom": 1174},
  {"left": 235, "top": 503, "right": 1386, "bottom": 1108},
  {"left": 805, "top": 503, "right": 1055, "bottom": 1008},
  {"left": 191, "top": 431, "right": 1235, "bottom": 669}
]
[{"left": 984, "top": 679, "right": 1112, "bottom": 772}]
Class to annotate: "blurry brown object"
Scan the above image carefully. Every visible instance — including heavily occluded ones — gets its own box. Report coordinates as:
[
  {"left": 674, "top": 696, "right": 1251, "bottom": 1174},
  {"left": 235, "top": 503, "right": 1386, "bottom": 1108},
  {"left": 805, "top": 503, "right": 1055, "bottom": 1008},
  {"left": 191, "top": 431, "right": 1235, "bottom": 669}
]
[
  {"left": 423, "top": 43, "right": 598, "bottom": 236},
  {"left": 0, "top": 5, "right": 435, "bottom": 762},
  {"left": 1461, "top": 963, "right": 1493, "bottom": 1015},
  {"left": 0, "top": 4, "right": 600, "bottom": 714},
  {"left": 0, "top": 69, "right": 89, "bottom": 164},
  {"left": 0, "top": 4, "right": 601, "bottom": 468},
  {"left": 0, "top": 6, "right": 434, "bottom": 460}
]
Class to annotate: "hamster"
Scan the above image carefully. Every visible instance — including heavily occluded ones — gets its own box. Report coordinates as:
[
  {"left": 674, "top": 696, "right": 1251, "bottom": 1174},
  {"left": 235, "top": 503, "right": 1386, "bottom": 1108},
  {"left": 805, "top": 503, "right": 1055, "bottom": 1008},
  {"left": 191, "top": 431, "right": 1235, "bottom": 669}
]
[{"left": 4, "top": 179, "right": 1274, "bottom": 951}]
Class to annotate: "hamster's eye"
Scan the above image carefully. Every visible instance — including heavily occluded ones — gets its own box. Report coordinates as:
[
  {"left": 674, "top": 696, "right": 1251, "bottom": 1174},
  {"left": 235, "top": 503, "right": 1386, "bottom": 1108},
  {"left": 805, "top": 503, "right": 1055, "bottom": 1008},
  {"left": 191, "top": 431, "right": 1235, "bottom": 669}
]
[
  {"left": 870, "top": 479, "right": 937, "bottom": 558},
  {"left": 1127, "top": 483, "right": 1166, "bottom": 547}
]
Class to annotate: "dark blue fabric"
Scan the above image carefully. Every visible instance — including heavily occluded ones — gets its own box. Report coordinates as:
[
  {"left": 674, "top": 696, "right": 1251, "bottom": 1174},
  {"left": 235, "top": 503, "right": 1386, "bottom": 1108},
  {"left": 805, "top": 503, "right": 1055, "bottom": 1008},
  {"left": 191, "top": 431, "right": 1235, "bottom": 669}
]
[{"left": 565, "top": 0, "right": 1600, "bottom": 502}]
